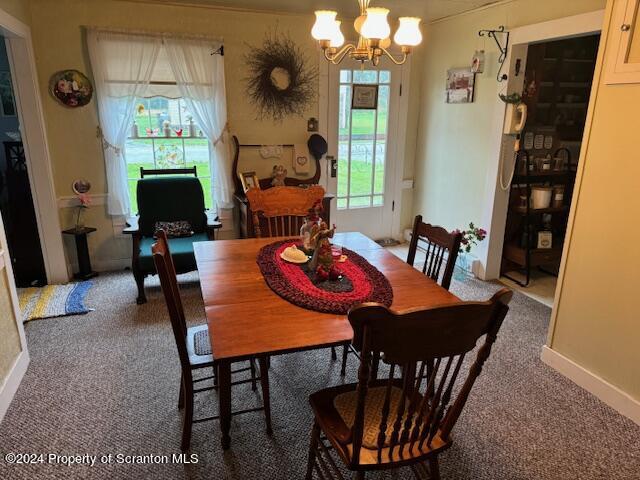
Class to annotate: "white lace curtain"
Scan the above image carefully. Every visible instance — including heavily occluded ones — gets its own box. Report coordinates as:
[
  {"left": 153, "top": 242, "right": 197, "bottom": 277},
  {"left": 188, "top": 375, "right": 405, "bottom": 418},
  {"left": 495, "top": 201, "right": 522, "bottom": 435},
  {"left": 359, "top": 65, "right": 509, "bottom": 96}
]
[
  {"left": 164, "top": 37, "right": 234, "bottom": 209},
  {"left": 87, "top": 29, "right": 233, "bottom": 216},
  {"left": 87, "top": 30, "right": 161, "bottom": 216}
]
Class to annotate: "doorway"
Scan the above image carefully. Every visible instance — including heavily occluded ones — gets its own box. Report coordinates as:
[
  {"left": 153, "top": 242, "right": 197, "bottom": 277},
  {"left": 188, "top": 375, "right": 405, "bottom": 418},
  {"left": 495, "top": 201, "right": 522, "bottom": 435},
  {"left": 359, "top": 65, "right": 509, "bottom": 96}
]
[
  {"left": 327, "top": 59, "right": 401, "bottom": 241},
  {"left": 499, "top": 33, "right": 601, "bottom": 306},
  {"left": 0, "top": 37, "right": 47, "bottom": 287}
]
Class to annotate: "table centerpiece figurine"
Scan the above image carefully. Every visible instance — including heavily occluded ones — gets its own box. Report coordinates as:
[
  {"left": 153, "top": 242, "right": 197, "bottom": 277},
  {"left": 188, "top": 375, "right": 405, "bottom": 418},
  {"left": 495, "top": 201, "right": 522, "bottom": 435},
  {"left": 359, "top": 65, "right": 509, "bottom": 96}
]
[
  {"left": 300, "top": 199, "right": 324, "bottom": 254},
  {"left": 309, "top": 221, "right": 340, "bottom": 281}
]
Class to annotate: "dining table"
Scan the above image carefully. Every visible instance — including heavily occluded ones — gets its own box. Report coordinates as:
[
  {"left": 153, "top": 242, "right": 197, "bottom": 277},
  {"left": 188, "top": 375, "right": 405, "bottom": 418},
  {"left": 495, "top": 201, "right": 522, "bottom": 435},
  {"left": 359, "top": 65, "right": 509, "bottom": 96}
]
[{"left": 193, "top": 231, "right": 461, "bottom": 449}]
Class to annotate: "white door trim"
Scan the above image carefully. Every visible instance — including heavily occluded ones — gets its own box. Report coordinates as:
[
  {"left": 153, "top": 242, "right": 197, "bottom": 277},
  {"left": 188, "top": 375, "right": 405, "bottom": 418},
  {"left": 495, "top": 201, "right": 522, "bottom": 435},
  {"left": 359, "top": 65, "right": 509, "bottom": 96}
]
[
  {"left": 0, "top": 8, "right": 69, "bottom": 284},
  {"left": 0, "top": 194, "right": 30, "bottom": 422},
  {"left": 0, "top": 349, "right": 29, "bottom": 422},
  {"left": 391, "top": 57, "right": 412, "bottom": 240},
  {"left": 477, "top": 9, "right": 605, "bottom": 280}
]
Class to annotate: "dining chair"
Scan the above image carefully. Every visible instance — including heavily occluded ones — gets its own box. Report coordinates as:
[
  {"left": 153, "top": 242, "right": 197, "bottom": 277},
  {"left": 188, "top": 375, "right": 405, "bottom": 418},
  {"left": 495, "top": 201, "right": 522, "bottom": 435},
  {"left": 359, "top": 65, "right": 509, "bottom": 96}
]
[
  {"left": 407, "top": 215, "right": 463, "bottom": 291},
  {"left": 246, "top": 185, "right": 326, "bottom": 238},
  {"left": 152, "top": 230, "right": 272, "bottom": 451},
  {"left": 247, "top": 185, "right": 353, "bottom": 373},
  {"left": 305, "top": 288, "right": 512, "bottom": 480},
  {"left": 336, "top": 215, "right": 464, "bottom": 376}
]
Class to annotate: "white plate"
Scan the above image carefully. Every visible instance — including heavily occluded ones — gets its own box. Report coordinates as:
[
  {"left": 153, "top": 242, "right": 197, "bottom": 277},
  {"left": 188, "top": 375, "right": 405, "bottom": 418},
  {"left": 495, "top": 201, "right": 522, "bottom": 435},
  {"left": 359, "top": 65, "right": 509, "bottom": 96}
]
[{"left": 279, "top": 251, "right": 309, "bottom": 264}]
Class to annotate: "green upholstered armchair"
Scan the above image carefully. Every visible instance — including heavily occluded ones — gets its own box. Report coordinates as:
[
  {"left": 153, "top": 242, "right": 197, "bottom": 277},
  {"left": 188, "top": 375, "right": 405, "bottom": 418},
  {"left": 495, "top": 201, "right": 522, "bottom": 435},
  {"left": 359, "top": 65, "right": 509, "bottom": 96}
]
[{"left": 123, "top": 176, "right": 221, "bottom": 304}]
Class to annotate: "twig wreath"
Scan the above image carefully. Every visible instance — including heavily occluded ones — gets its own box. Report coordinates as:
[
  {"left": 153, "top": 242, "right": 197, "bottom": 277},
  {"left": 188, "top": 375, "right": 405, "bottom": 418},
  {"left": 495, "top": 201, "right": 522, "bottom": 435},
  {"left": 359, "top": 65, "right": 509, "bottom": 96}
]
[{"left": 245, "top": 31, "right": 317, "bottom": 122}]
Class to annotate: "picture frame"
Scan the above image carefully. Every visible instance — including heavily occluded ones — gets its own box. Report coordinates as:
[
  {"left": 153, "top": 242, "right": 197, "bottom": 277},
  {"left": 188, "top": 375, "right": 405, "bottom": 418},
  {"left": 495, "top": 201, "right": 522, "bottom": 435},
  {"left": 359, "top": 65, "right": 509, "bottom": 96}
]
[
  {"left": 446, "top": 68, "right": 476, "bottom": 104},
  {"left": 352, "top": 84, "right": 379, "bottom": 109},
  {"left": 0, "top": 72, "right": 16, "bottom": 116},
  {"left": 241, "top": 171, "right": 260, "bottom": 193},
  {"left": 49, "top": 69, "right": 93, "bottom": 108}
]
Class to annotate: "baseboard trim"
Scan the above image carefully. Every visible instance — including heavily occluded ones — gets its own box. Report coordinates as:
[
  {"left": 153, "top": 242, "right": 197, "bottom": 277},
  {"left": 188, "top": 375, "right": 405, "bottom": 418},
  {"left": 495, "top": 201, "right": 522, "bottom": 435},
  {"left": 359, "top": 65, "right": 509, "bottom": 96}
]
[
  {"left": 0, "top": 349, "right": 30, "bottom": 422},
  {"left": 541, "top": 345, "right": 640, "bottom": 425},
  {"left": 68, "top": 257, "right": 131, "bottom": 274}
]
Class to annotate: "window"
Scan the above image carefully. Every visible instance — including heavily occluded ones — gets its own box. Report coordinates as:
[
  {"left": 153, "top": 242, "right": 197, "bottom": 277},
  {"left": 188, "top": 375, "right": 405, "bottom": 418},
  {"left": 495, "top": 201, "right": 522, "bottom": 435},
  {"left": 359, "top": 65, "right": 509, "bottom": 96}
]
[
  {"left": 337, "top": 69, "right": 390, "bottom": 210},
  {"left": 126, "top": 97, "right": 212, "bottom": 210}
]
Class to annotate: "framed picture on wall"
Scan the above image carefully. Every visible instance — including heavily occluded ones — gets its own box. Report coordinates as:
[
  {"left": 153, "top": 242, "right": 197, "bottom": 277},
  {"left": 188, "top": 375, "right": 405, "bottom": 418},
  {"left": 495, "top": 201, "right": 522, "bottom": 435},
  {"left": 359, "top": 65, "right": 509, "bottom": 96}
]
[
  {"left": 0, "top": 72, "right": 16, "bottom": 116},
  {"left": 446, "top": 67, "right": 475, "bottom": 104},
  {"left": 352, "top": 84, "right": 379, "bottom": 109},
  {"left": 240, "top": 171, "right": 260, "bottom": 193}
]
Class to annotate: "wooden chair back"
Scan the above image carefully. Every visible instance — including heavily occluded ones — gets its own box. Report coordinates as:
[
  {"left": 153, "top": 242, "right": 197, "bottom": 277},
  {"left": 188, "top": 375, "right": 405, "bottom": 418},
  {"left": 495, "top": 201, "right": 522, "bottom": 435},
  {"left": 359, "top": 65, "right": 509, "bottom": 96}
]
[
  {"left": 407, "top": 215, "right": 462, "bottom": 290},
  {"left": 346, "top": 288, "right": 512, "bottom": 467},
  {"left": 140, "top": 166, "right": 197, "bottom": 178},
  {"left": 152, "top": 230, "right": 191, "bottom": 375},
  {"left": 246, "top": 185, "right": 325, "bottom": 238}
]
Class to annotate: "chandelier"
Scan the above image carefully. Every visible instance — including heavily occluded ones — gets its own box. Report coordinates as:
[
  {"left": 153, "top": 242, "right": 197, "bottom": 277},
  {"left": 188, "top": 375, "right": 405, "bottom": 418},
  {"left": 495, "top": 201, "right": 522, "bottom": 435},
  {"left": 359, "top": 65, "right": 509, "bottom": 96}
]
[{"left": 311, "top": 0, "right": 422, "bottom": 66}]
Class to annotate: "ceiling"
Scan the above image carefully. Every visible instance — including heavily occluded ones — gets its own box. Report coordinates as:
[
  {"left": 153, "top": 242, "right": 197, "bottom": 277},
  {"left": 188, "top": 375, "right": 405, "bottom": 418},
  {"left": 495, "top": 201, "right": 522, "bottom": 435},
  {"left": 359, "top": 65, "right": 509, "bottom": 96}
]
[{"left": 137, "top": 0, "right": 498, "bottom": 22}]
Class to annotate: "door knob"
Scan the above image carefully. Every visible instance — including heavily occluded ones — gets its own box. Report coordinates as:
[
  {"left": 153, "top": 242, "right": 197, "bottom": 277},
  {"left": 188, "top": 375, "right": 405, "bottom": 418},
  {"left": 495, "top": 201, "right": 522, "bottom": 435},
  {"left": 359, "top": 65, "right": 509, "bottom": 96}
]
[{"left": 621, "top": 24, "right": 631, "bottom": 32}]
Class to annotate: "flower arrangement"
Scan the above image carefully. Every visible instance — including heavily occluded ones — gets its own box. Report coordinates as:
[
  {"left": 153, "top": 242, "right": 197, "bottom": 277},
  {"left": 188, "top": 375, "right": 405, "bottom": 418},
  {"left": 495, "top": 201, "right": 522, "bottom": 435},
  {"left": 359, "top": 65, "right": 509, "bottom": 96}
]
[
  {"left": 75, "top": 193, "right": 91, "bottom": 231},
  {"left": 455, "top": 222, "right": 487, "bottom": 254}
]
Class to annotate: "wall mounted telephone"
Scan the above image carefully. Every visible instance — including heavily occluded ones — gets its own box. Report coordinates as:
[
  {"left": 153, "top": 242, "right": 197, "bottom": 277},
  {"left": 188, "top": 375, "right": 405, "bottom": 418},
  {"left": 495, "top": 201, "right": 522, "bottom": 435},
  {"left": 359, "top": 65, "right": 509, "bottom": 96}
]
[
  {"left": 503, "top": 102, "right": 528, "bottom": 135},
  {"left": 499, "top": 101, "right": 528, "bottom": 190}
]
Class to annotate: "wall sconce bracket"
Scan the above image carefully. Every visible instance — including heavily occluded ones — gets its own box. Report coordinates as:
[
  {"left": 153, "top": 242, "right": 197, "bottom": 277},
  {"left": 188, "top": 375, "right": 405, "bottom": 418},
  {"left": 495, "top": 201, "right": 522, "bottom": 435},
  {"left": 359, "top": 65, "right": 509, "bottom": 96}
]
[{"left": 479, "top": 26, "right": 510, "bottom": 82}]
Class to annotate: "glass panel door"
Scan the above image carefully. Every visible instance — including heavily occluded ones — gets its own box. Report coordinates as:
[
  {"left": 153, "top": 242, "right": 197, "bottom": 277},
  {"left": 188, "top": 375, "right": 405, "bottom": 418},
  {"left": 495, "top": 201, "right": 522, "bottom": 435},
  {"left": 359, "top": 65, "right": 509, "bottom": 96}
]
[
  {"left": 328, "top": 59, "right": 401, "bottom": 241},
  {"left": 337, "top": 69, "right": 391, "bottom": 210}
]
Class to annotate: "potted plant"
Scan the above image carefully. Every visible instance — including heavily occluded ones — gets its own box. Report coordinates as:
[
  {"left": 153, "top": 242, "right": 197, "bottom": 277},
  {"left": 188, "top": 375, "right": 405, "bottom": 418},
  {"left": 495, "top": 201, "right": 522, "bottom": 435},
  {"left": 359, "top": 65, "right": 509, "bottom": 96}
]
[
  {"left": 75, "top": 193, "right": 91, "bottom": 231},
  {"left": 453, "top": 222, "right": 487, "bottom": 278}
]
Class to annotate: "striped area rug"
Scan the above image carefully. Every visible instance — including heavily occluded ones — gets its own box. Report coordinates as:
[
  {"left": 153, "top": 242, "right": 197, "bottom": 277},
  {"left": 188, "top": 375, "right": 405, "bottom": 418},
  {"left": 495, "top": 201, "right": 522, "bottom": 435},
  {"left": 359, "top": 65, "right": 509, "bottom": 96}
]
[{"left": 18, "top": 282, "right": 94, "bottom": 323}]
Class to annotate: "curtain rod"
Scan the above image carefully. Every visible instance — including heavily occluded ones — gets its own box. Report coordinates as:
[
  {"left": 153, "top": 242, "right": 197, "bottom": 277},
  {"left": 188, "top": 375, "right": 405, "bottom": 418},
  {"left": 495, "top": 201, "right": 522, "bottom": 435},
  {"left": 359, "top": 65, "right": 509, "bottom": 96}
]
[{"left": 83, "top": 25, "right": 224, "bottom": 44}]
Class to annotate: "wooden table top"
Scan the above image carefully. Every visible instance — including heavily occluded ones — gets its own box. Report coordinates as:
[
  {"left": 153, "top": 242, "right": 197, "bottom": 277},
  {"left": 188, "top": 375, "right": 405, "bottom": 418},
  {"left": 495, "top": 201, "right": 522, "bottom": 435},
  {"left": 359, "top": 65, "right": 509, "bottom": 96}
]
[{"left": 194, "top": 232, "right": 461, "bottom": 362}]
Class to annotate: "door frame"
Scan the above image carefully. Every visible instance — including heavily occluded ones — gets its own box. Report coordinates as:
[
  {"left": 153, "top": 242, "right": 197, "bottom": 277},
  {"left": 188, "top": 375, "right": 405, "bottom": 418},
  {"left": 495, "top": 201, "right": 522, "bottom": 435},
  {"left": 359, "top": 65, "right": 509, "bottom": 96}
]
[
  {"left": 0, "top": 209, "right": 29, "bottom": 421},
  {"left": 476, "top": 10, "right": 605, "bottom": 281},
  {"left": 0, "top": 7, "right": 68, "bottom": 284},
  {"left": 319, "top": 50, "right": 412, "bottom": 240}
]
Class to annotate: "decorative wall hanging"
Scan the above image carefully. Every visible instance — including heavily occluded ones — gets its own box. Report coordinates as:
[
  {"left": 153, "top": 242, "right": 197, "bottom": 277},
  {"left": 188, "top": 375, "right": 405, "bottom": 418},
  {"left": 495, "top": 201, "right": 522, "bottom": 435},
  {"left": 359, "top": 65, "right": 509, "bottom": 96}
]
[
  {"left": 72, "top": 179, "right": 91, "bottom": 195},
  {"left": 49, "top": 70, "right": 93, "bottom": 108},
  {"left": 478, "top": 26, "right": 510, "bottom": 82},
  {"left": 352, "top": 84, "right": 379, "bottom": 109},
  {"left": 471, "top": 50, "right": 485, "bottom": 73},
  {"left": 245, "top": 31, "right": 317, "bottom": 122},
  {"left": 446, "top": 68, "right": 475, "bottom": 104}
]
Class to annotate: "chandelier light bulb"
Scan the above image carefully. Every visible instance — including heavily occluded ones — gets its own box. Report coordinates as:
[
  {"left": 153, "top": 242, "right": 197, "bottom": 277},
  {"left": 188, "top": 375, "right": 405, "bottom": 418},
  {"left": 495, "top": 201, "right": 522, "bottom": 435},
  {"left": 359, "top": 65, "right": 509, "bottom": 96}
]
[
  {"left": 312, "top": 10, "right": 338, "bottom": 41},
  {"left": 330, "top": 21, "right": 345, "bottom": 48},
  {"left": 361, "top": 7, "right": 391, "bottom": 40},
  {"left": 394, "top": 17, "right": 422, "bottom": 47}
]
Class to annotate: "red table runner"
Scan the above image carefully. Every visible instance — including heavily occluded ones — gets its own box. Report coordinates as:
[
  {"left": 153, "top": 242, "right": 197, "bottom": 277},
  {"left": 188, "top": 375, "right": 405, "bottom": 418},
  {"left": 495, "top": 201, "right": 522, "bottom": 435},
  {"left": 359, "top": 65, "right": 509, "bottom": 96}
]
[{"left": 256, "top": 240, "right": 393, "bottom": 315}]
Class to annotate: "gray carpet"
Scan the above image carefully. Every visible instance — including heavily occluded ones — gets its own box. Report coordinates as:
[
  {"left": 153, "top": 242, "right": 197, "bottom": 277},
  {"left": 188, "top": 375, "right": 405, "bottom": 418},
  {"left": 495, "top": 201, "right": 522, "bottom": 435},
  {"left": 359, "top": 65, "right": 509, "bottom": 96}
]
[{"left": 0, "top": 268, "right": 638, "bottom": 480}]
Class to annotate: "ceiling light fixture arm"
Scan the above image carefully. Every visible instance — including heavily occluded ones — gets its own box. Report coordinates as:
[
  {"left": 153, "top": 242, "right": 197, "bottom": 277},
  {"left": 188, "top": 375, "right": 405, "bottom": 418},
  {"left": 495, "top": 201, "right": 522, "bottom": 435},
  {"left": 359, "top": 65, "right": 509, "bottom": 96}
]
[
  {"left": 323, "top": 43, "right": 357, "bottom": 65},
  {"left": 378, "top": 46, "right": 409, "bottom": 65}
]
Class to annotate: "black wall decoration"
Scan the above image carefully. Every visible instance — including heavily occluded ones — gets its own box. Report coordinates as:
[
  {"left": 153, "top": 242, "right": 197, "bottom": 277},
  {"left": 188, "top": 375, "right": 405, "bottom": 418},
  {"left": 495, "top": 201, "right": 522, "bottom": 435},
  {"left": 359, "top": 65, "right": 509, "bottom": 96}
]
[{"left": 245, "top": 31, "right": 317, "bottom": 122}]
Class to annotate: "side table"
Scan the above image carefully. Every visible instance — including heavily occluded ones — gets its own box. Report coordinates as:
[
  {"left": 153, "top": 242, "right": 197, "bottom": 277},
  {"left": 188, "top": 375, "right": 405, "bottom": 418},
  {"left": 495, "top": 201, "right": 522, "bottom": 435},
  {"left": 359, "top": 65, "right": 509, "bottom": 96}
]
[{"left": 62, "top": 227, "right": 98, "bottom": 280}]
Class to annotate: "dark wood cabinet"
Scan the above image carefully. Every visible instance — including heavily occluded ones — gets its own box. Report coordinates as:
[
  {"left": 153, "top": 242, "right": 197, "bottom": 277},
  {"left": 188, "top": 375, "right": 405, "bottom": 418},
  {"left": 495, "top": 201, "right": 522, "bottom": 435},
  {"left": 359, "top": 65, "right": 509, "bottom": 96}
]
[{"left": 235, "top": 193, "right": 334, "bottom": 238}]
